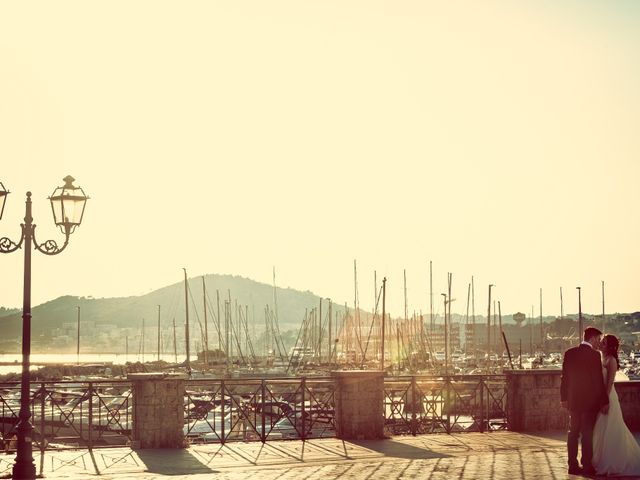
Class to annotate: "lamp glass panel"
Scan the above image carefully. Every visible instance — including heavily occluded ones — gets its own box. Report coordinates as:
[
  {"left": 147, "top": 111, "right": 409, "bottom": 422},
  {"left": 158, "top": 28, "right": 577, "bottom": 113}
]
[
  {"left": 50, "top": 187, "right": 64, "bottom": 225},
  {"left": 61, "top": 193, "right": 86, "bottom": 225},
  {"left": 0, "top": 182, "right": 7, "bottom": 220}
]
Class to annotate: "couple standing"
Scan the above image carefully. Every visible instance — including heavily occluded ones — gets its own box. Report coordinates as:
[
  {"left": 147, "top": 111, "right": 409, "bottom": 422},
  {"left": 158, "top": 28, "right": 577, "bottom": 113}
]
[{"left": 560, "top": 327, "right": 640, "bottom": 476}]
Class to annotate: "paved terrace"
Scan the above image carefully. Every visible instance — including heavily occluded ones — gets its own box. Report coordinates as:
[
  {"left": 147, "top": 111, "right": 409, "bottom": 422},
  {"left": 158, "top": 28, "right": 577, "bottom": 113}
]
[{"left": 2, "top": 431, "right": 640, "bottom": 479}]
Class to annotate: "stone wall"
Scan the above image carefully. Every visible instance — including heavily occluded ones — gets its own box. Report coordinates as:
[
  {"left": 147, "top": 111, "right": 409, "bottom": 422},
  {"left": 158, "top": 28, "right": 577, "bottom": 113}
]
[
  {"left": 129, "top": 373, "right": 187, "bottom": 448},
  {"left": 506, "top": 369, "right": 568, "bottom": 431},
  {"left": 332, "top": 370, "right": 385, "bottom": 440},
  {"left": 506, "top": 369, "right": 640, "bottom": 432},
  {"left": 615, "top": 381, "right": 640, "bottom": 430}
]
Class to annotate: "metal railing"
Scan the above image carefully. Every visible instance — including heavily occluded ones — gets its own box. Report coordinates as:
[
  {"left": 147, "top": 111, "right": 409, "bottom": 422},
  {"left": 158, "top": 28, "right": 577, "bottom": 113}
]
[
  {"left": 183, "top": 377, "right": 336, "bottom": 444},
  {"left": 0, "top": 380, "right": 132, "bottom": 452},
  {"left": 384, "top": 375, "right": 507, "bottom": 435},
  {"left": 1, "top": 380, "right": 133, "bottom": 476}
]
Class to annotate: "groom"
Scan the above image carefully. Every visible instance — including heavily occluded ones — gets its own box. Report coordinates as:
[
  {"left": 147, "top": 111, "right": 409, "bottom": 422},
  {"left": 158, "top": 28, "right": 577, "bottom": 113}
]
[{"left": 560, "top": 327, "right": 609, "bottom": 475}]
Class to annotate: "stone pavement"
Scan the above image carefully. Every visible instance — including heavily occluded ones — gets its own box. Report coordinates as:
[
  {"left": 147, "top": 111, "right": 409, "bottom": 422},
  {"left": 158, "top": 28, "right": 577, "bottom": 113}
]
[{"left": 1, "top": 432, "right": 639, "bottom": 479}]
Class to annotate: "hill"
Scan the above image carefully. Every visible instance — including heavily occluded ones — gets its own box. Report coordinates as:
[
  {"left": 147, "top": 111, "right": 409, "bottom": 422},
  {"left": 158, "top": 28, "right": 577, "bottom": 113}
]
[{"left": 0, "top": 273, "right": 341, "bottom": 342}]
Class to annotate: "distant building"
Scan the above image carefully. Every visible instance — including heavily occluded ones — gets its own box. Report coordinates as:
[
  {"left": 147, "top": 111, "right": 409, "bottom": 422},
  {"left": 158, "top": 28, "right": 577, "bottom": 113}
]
[
  {"left": 464, "top": 323, "right": 476, "bottom": 353},
  {"left": 428, "top": 323, "right": 460, "bottom": 353}
]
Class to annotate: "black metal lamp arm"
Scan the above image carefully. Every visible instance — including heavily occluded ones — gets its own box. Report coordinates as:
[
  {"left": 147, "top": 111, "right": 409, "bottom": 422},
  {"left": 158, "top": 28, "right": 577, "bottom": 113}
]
[
  {"left": 32, "top": 225, "right": 71, "bottom": 255},
  {"left": 0, "top": 225, "right": 26, "bottom": 253}
]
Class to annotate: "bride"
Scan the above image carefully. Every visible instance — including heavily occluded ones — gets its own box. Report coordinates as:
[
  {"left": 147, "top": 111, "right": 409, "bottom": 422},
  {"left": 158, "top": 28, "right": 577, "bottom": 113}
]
[{"left": 592, "top": 334, "right": 640, "bottom": 476}]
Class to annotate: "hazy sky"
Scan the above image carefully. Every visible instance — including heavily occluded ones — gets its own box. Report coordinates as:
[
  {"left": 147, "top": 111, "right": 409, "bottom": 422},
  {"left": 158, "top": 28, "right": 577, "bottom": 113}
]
[{"left": 0, "top": 1, "right": 638, "bottom": 318}]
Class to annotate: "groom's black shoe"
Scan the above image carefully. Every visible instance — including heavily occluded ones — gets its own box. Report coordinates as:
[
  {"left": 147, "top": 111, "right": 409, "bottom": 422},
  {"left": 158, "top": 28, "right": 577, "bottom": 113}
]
[
  {"left": 581, "top": 465, "right": 597, "bottom": 476},
  {"left": 568, "top": 465, "right": 583, "bottom": 475}
]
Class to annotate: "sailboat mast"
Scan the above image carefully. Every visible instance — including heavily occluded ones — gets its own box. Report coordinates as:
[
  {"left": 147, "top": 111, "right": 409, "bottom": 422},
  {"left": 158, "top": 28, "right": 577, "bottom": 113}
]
[
  {"left": 216, "top": 290, "right": 221, "bottom": 355},
  {"left": 465, "top": 283, "right": 470, "bottom": 323},
  {"left": 493, "top": 300, "right": 497, "bottom": 354},
  {"left": 183, "top": 268, "right": 191, "bottom": 374},
  {"left": 447, "top": 272, "right": 452, "bottom": 371},
  {"left": 374, "top": 270, "right": 377, "bottom": 359},
  {"left": 465, "top": 283, "right": 470, "bottom": 355},
  {"left": 539, "top": 288, "right": 543, "bottom": 353},
  {"left": 471, "top": 276, "right": 475, "bottom": 324},
  {"left": 380, "top": 277, "right": 386, "bottom": 371},
  {"left": 157, "top": 304, "right": 161, "bottom": 361},
  {"left": 202, "top": 277, "right": 209, "bottom": 366},
  {"left": 328, "top": 299, "right": 333, "bottom": 366},
  {"left": 429, "top": 261, "right": 433, "bottom": 334},
  {"left": 224, "top": 300, "right": 231, "bottom": 375},
  {"left": 228, "top": 290, "right": 233, "bottom": 365},
  {"left": 272, "top": 266, "right": 279, "bottom": 333},
  {"left": 318, "top": 299, "right": 322, "bottom": 362},
  {"left": 354, "top": 260, "right": 362, "bottom": 361},
  {"left": 403, "top": 269, "right": 408, "bottom": 323},
  {"left": 530, "top": 305, "right": 534, "bottom": 354},
  {"left": 172, "top": 317, "right": 178, "bottom": 363},
  {"left": 487, "top": 284, "right": 493, "bottom": 372},
  {"left": 472, "top": 275, "right": 476, "bottom": 360}
]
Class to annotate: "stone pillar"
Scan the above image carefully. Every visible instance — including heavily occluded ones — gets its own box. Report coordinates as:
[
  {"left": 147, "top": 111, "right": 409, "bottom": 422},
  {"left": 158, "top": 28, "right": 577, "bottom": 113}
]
[
  {"left": 129, "top": 373, "right": 187, "bottom": 448},
  {"left": 505, "top": 369, "right": 567, "bottom": 431},
  {"left": 332, "top": 370, "right": 384, "bottom": 440}
]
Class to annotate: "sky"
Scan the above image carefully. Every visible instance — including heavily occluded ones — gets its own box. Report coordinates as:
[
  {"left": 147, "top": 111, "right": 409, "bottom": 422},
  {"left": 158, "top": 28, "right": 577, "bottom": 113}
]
[{"left": 0, "top": 1, "right": 638, "bottom": 318}]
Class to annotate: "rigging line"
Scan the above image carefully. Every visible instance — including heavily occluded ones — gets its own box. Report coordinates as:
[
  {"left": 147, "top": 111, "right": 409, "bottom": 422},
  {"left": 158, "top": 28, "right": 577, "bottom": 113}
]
[
  {"left": 270, "top": 307, "right": 287, "bottom": 357},
  {"left": 187, "top": 282, "right": 206, "bottom": 346},
  {"left": 230, "top": 301, "right": 247, "bottom": 364},
  {"left": 265, "top": 305, "right": 285, "bottom": 360},
  {"left": 269, "top": 308, "right": 287, "bottom": 362},
  {"left": 317, "top": 300, "right": 337, "bottom": 358},
  {"left": 240, "top": 305, "right": 256, "bottom": 361},
  {"left": 204, "top": 288, "right": 223, "bottom": 343},
  {"left": 361, "top": 285, "right": 383, "bottom": 367}
]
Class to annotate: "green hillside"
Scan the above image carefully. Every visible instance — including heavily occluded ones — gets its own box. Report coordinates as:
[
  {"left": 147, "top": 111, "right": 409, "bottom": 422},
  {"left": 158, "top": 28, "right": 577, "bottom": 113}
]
[{"left": 0, "top": 273, "right": 343, "bottom": 341}]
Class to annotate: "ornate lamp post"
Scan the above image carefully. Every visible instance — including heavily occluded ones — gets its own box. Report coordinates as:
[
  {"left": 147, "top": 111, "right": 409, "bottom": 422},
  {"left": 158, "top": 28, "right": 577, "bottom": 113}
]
[{"left": 0, "top": 176, "right": 88, "bottom": 479}]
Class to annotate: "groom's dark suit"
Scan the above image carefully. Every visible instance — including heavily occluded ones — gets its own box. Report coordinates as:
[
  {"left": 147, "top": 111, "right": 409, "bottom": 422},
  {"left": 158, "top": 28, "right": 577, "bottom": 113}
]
[{"left": 560, "top": 343, "right": 609, "bottom": 471}]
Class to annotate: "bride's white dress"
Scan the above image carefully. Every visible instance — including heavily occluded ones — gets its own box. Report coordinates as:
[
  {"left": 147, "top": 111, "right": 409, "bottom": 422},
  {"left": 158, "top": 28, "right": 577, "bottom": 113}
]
[{"left": 593, "top": 367, "right": 640, "bottom": 476}]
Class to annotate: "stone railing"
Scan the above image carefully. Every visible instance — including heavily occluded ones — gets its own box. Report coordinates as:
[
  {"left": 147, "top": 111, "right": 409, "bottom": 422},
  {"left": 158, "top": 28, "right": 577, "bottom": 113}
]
[
  {"left": 505, "top": 369, "right": 640, "bottom": 432},
  {"left": 129, "top": 372, "right": 503, "bottom": 446}
]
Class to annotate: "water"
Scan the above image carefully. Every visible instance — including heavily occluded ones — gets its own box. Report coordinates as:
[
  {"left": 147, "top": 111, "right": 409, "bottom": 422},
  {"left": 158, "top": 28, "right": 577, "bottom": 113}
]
[{"left": 0, "top": 353, "right": 198, "bottom": 375}]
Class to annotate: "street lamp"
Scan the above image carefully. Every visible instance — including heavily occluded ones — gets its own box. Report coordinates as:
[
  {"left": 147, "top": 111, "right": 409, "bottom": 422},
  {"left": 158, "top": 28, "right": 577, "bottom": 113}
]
[{"left": 0, "top": 176, "right": 88, "bottom": 480}]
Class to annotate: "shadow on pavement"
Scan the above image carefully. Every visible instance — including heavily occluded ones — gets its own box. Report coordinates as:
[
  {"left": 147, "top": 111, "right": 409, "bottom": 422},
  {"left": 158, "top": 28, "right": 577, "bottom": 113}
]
[
  {"left": 351, "top": 438, "right": 452, "bottom": 460},
  {"left": 135, "top": 448, "right": 218, "bottom": 476}
]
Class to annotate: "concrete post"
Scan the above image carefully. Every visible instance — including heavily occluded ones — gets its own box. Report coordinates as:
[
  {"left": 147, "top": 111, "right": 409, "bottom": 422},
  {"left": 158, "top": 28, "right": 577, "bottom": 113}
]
[
  {"left": 332, "top": 370, "right": 385, "bottom": 440},
  {"left": 129, "top": 373, "right": 187, "bottom": 448}
]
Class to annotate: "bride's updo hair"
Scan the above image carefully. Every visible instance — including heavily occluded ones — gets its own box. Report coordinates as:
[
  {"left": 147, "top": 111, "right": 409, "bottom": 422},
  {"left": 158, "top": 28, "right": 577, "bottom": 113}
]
[{"left": 602, "top": 334, "right": 620, "bottom": 370}]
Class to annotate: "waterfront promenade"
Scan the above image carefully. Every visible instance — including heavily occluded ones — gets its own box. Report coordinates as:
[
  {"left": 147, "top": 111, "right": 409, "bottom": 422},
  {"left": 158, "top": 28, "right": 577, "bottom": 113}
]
[{"left": 3, "top": 431, "right": 639, "bottom": 479}]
